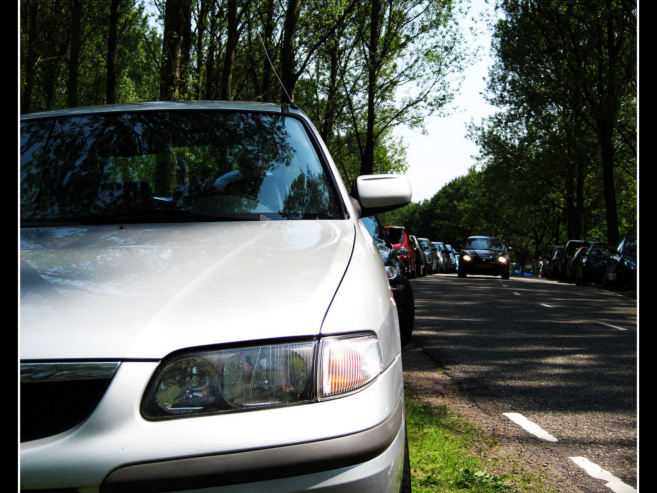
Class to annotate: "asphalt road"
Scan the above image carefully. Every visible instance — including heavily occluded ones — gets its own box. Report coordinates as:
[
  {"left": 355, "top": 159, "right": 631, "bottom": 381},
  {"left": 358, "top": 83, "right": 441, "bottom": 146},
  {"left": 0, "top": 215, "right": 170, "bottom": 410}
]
[{"left": 408, "top": 272, "right": 637, "bottom": 492}]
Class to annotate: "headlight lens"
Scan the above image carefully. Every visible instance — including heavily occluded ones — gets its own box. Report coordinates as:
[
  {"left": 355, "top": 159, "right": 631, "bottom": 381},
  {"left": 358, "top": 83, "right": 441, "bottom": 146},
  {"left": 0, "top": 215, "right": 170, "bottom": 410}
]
[
  {"left": 142, "top": 334, "right": 382, "bottom": 419},
  {"left": 385, "top": 264, "right": 400, "bottom": 281},
  {"left": 142, "top": 340, "right": 316, "bottom": 419},
  {"left": 498, "top": 256, "right": 508, "bottom": 264},
  {"left": 320, "top": 334, "right": 382, "bottom": 398},
  {"left": 462, "top": 254, "right": 472, "bottom": 262}
]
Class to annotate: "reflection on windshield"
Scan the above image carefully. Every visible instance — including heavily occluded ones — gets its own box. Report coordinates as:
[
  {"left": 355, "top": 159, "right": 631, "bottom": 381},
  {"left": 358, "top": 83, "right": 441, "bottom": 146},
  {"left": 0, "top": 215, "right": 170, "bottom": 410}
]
[
  {"left": 465, "top": 237, "right": 504, "bottom": 250},
  {"left": 21, "top": 110, "right": 344, "bottom": 225}
]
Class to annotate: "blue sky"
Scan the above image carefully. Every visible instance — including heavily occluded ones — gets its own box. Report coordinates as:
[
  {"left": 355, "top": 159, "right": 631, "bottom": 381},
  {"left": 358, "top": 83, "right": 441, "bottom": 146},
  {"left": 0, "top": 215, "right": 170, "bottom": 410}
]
[{"left": 395, "top": 0, "right": 500, "bottom": 203}]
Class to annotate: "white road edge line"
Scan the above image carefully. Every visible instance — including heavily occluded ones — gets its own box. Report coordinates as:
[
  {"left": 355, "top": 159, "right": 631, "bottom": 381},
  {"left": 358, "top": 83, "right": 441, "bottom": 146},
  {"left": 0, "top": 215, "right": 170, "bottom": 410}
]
[
  {"left": 503, "top": 412, "right": 558, "bottom": 442},
  {"left": 570, "top": 457, "right": 636, "bottom": 493},
  {"left": 598, "top": 322, "right": 628, "bottom": 331}
]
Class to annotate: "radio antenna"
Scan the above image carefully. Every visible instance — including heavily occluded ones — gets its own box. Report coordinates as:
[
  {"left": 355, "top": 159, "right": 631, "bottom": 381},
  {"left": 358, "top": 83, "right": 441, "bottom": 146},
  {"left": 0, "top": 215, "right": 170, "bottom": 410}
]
[{"left": 258, "top": 32, "right": 293, "bottom": 105}]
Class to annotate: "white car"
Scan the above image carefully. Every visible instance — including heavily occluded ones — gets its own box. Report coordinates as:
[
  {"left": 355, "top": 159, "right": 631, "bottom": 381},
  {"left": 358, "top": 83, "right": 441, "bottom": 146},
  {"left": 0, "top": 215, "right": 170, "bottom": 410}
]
[{"left": 20, "top": 101, "right": 412, "bottom": 492}]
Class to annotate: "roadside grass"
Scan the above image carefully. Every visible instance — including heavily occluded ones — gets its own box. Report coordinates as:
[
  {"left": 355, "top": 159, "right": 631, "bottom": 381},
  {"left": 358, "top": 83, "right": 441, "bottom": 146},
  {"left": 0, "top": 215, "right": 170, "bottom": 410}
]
[{"left": 404, "top": 391, "right": 556, "bottom": 492}]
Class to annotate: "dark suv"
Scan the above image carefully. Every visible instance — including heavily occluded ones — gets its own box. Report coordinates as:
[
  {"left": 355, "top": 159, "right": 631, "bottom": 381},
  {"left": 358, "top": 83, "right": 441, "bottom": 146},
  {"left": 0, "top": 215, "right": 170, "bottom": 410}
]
[{"left": 458, "top": 236, "right": 511, "bottom": 279}]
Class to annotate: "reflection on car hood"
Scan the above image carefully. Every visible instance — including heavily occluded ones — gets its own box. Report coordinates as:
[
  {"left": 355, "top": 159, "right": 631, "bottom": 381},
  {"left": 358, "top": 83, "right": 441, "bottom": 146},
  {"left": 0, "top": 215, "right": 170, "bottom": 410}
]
[
  {"left": 20, "top": 221, "right": 355, "bottom": 360},
  {"left": 464, "top": 249, "right": 505, "bottom": 258}
]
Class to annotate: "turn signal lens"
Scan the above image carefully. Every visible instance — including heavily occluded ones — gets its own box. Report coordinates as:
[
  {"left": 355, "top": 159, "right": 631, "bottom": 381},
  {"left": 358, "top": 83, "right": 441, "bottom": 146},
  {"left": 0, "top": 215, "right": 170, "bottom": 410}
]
[{"left": 320, "top": 334, "right": 382, "bottom": 398}]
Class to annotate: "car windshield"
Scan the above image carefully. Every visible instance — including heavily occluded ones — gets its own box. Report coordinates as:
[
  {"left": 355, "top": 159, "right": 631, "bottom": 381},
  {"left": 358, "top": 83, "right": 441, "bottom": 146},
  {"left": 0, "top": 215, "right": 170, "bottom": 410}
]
[
  {"left": 418, "top": 238, "right": 430, "bottom": 249},
  {"left": 20, "top": 110, "right": 344, "bottom": 226},
  {"left": 387, "top": 228, "right": 404, "bottom": 244},
  {"left": 465, "top": 237, "right": 503, "bottom": 250},
  {"left": 622, "top": 239, "right": 636, "bottom": 259}
]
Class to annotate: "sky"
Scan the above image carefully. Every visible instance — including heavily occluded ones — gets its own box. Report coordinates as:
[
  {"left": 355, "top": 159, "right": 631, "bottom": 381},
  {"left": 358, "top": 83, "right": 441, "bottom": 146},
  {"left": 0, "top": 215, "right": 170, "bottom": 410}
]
[{"left": 394, "top": 0, "right": 500, "bottom": 203}]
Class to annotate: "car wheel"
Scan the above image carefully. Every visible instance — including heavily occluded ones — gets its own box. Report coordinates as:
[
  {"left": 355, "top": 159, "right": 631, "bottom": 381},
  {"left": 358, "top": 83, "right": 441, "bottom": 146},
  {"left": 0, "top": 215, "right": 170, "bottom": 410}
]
[
  {"left": 399, "top": 279, "right": 414, "bottom": 346},
  {"left": 502, "top": 269, "right": 509, "bottom": 280},
  {"left": 458, "top": 269, "right": 466, "bottom": 278}
]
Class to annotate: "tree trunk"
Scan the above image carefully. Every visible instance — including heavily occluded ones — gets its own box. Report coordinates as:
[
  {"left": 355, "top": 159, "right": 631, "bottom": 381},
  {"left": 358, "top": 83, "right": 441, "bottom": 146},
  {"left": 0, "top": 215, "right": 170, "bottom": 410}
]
[
  {"left": 220, "top": 0, "right": 239, "bottom": 100},
  {"left": 280, "top": 0, "right": 300, "bottom": 102},
  {"left": 21, "top": 1, "right": 39, "bottom": 113},
  {"left": 159, "top": 0, "right": 192, "bottom": 101},
  {"left": 361, "top": 0, "right": 381, "bottom": 176},
  {"left": 194, "top": 0, "right": 210, "bottom": 99},
  {"left": 106, "top": 0, "right": 121, "bottom": 104}
]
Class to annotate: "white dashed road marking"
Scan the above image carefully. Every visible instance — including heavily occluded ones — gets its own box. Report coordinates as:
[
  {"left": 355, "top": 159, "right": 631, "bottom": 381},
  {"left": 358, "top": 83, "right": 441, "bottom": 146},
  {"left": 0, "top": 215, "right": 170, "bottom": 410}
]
[
  {"left": 512, "top": 291, "right": 521, "bottom": 296},
  {"left": 597, "top": 321, "right": 628, "bottom": 331},
  {"left": 539, "top": 303, "right": 553, "bottom": 308},
  {"left": 503, "top": 412, "right": 558, "bottom": 442},
  {"left": 570, "top": 457, "right": 636, "bottom": 493}
]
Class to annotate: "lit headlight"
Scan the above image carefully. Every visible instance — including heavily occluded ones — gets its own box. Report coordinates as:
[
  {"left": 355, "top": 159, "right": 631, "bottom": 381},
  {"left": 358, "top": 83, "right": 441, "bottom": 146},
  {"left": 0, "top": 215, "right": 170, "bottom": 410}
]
[
  {"left": 142, "top": 334, "right": 381, "bottom": 419},
  {"left": 462, "top": 254, "right": 472, "bottom": 262},
  {"left": 497, "top": 256, "right": 508, "bottom": 264}
]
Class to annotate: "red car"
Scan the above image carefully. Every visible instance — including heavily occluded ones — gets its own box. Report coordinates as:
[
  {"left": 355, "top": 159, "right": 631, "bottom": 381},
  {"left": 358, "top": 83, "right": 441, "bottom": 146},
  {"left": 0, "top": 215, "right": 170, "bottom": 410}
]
[{"left": 384, "top": 226, "right": 418, "bottom": 277}]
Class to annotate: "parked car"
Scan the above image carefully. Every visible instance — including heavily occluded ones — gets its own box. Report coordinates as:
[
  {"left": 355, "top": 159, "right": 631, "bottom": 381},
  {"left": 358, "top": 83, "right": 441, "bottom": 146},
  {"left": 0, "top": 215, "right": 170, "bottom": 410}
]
[
  {"left": 409, "top": 235, "right": 427, "bottom": 277},
  {"left": 433, "top": 241, "right": 453, "bottom": 273},
  {"left": 542, "top": 245, "right": 563, "bottom": 279},
  {"left": 574, "top": 242, "right": 614, "bottom": 286},
  {"left": 567, "top": 246, "right": 589, "bottom": 283},
  {"left": 445, "top": 244, "right": 457, "bottom": 273},
  {"left": 20, "top": 101, "right": 412, "bottom": 492},
  {"left": 361, "top": 215, "right": 415, "bottom": 345},
  {"left": 385, "top": 226, "right": 418, "bottom": 278},
  {"left": 458, "top": 236, "right": 511, "bottom": 279},
  {"left": 559, "top": 240, "right": 590, "bottom": 282},
  {"left": 418, "top": 237, "right": 439, "bottom": 274},
  {"left": 604, "top": 236, "right": 637, "bottom": 290}
]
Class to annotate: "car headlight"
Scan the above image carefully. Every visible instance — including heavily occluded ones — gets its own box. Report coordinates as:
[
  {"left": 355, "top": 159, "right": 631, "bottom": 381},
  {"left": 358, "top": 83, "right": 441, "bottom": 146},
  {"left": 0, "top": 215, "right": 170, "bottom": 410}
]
[
  {"left": 142, "top": 334, "right": 381, "bottom": 419},
  {"left": 497, "top": 256, "right": 508, "bottom": 264},
  {"left": 385, "top": 264, "right": 400, "bottom": 281},
  {"left": 462, "top": 254, "right": 472, "bottom": 262}
]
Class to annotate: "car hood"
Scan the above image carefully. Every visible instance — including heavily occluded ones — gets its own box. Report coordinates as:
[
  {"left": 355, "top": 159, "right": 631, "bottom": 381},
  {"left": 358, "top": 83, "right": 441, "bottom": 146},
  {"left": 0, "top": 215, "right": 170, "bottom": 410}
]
[
  {"left": 463, "top": 248, "right": 506, "bottom": 258},
  {"left": 20, "top": 221, "right": 355, "bottom": 360}
]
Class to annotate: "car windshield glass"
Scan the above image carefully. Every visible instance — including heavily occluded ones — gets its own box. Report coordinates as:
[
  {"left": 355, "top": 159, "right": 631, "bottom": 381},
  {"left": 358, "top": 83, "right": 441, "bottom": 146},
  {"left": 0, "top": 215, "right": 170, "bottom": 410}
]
[
  {"left": 465, "top": 237, "right": 503, "bottom": 250},
  {"left": 418, "top": 238, "right": 430, "bottom": 248},
  {"left": 360, "top": 216, "right": 383, "bottom": 241},
  {"left": 622, "top": 239, "right": 636, "bottom": 259},
  {"left": 20, "top": 110, "right": 344, "bottom": 226},
  {"left": 387, "top": 228, "right": 404, "bottom": 244}
]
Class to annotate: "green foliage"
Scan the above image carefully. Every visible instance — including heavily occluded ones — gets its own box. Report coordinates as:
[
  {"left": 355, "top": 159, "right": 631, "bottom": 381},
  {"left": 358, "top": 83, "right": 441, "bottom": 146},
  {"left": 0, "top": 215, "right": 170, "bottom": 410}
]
[{"left": 20, "top": 0, "right": 466, "bottom": 186}]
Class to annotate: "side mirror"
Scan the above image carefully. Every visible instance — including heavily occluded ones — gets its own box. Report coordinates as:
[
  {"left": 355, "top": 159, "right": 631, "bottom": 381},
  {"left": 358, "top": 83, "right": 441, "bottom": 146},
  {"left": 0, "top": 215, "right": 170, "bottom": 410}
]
[{"left": 352, "top": 174, "right": 412, "bottom": 216}]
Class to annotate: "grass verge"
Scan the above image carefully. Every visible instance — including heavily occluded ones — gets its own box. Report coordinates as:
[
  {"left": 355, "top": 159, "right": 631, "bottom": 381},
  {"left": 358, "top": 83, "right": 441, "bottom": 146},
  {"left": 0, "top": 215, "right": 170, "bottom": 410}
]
[{"left": 405, "top": 391, "right": 556, "bottom": 492}]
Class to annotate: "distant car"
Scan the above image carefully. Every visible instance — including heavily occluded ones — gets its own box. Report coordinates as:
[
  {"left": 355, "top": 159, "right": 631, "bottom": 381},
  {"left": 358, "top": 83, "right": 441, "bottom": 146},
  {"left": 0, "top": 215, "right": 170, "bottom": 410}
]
[
  {"left": 559, "top": 240, "right": 590, "bottom": 281},
  {"left": 385, "top": 225, "right": 417, "bottom": 278},
  {"left": 445, "top": 244, "right": 457, "bottom": 273},
  {"left": 418, "top": 238, "right": 438, "bottom": 274},
  {"left": 604, "top": 236, "right": 636, "bottom": 290},
  {"left": 543, "top": 245, "right": 563, "bottom": 279},
  {"left": 361, "top": 215, "right": 415, "bottom": 345},
  {"left": 574, "top": 243, "right": 614, "bottom": 286},
  {"left": 20, "top": 101, "right": 412, "bottom": 492},
  {"left": 433, "top": 241, "right": 453, "bottom": 272},
  {"left": 458, "top": 236, "right": 510, "bottom": 279},
  {"left": 408, "top": 235, "right": 426, "bottom": 277},
  {"left": 567, "top": 246, "right": 589, "bottom": 283}
]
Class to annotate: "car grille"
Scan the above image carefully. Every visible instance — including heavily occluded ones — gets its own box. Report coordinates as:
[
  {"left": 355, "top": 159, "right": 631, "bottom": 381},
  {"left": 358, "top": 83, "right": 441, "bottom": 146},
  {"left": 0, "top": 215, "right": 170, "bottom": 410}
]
[{"left": 20, "top": 362, "right": 120, "bottom": 442}]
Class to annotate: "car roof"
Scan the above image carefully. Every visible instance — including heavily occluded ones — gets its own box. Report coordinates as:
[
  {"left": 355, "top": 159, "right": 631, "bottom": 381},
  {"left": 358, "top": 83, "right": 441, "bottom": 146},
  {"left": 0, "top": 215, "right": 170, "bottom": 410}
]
[{"left": 20, "top": 100, "right": 299, "bottom": 121}]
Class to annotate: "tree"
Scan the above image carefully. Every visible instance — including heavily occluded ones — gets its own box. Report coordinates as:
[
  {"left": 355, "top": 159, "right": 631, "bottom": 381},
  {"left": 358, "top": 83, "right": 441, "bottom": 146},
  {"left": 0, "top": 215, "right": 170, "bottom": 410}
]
[
  {"left": 159, "top": 0, "right": 192, "bottom": 100},
  {"left": 488, "top": 0, "right": 636, "bottom": 245}
]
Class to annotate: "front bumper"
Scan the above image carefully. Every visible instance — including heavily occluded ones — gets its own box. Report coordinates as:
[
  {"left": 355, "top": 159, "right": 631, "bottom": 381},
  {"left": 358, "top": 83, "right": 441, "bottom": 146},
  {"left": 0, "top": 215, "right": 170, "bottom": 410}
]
[{"left": 21, "top": 354, "right": 405, "bottom": 492}]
